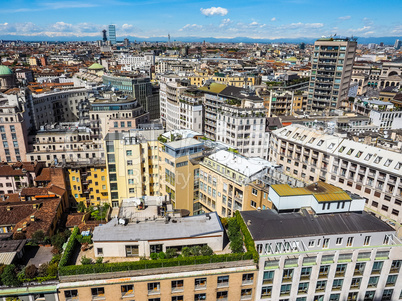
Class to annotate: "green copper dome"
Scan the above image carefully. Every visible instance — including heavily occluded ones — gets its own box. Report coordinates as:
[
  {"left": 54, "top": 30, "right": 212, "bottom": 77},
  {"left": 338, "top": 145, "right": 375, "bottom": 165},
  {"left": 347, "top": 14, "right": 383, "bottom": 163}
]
[
  {"left": 0, "top": 65, "right": 12, "bottom": 75},
  {"left": 88, "top": 63, "right": 104, "bottom": 70}
]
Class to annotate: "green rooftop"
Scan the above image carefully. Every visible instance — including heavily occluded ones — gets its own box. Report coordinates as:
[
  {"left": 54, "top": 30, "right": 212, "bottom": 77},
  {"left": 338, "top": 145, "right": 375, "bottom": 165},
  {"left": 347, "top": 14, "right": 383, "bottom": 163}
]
[{"left": 0, "top": 65, "right": 12, "bottom": 75}]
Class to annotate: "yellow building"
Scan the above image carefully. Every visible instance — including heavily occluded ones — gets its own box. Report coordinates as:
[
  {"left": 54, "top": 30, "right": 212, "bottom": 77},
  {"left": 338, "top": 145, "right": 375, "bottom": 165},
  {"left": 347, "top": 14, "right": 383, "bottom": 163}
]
[
  {"left": 105, "top": 129, "right": 164, "bottom": 207},
  {"left": 159, "top": 137, "right": 204, "bottom": 215},
  {"left": 292, "top": 92, "right": 308, "bottom": 113},
  {"left": 189, "top": 73, "right": 259, "bottom": 88},
  {"left": 65, "top": 161, "right": 109, "bottom": 207},
  {"left": 198, "top": 150, "right": 273, "bottom": 217}
]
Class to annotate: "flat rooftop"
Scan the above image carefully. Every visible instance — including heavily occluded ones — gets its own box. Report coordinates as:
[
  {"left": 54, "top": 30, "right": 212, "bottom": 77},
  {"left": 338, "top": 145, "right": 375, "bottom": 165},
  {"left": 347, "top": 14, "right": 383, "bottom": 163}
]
[
  {"left": 93, "top": 212, "right": 223, "bottom": 242},
  {"left": 208, "top": 150, "right": 272, "bottom": 177},
  {"left": 240, "top": 210, "right": 394, "bottom": 241},
  {"left": 271, "top": 182, "right": 352, "bottom": 202}
]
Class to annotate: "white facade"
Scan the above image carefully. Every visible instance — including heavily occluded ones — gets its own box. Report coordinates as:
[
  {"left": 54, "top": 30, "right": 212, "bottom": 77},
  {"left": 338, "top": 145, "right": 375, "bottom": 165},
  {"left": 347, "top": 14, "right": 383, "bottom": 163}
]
[{"left": 370, "top": 110, "right": 402, "bottom": 130}]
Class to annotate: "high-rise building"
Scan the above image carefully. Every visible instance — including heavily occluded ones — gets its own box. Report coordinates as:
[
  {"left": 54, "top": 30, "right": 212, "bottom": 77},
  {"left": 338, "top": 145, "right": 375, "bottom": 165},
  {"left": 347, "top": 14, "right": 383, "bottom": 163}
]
[
  {"left": 102, "top": 29, "right": 107, "bottom": 42},
  {"left": 308, "top": 37, "right": 357, "bottom": 112},
  {"left": 108, "top": 25, "right": 116, "bottom": 45},
  {"left": 394, "top": 39, "right": 402, "bottom": 50}
]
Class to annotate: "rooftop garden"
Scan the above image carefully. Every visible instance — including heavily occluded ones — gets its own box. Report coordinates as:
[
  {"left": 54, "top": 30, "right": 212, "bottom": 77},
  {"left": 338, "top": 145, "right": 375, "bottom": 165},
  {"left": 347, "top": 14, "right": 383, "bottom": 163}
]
[{"left": 58, "top": 211, "right": 258, "bottom": 277}]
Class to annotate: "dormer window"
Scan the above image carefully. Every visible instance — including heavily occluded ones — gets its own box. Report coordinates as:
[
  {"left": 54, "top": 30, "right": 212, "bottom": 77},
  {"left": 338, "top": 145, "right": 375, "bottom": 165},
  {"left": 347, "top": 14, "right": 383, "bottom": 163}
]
[{"left": 374, "top": 156, "right": 382, "bottom": 164}]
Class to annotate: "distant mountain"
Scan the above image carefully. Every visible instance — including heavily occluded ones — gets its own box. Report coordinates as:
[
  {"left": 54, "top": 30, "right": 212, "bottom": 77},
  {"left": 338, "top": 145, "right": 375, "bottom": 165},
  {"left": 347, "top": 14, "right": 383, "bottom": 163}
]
[{"left": 0, "top": 35, "right": 401, "bottom": 45}]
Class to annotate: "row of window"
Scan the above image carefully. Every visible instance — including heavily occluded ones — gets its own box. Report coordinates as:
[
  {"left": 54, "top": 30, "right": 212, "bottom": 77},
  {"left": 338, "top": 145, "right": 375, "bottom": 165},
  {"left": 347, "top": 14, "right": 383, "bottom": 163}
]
[{"left": 64, "top": 275, "right": 254, "bottom": 300}]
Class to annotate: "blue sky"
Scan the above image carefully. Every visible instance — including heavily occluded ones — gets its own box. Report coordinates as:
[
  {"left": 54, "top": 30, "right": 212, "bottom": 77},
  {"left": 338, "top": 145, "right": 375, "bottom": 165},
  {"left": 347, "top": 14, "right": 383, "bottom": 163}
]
[{"left": 0, "top": 0, "right": 401, "bottom": 39}]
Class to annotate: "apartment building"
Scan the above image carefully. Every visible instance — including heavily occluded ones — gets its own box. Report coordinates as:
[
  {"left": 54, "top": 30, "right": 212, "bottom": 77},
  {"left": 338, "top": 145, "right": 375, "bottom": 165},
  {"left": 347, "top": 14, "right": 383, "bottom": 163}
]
[
  {"left": 159, "top": 137, "right": 204, "bottom": 215},
  {"left": 198, "top": 150, "right": 273, "bottom": 217},
  {"left": 268, "top": 124, "right": 402, "bottom": 235},
  {"left": 200, "top": 83, "right": 269, "bottom": 158},
  {"left": 264, "top": 90, "right": 294, "bottom": 116},
  {"left": 308, "top": 37, "right": 357, "bottom": 112},
  {"left": 0, "top": 161, "right": 44, "bottom": 195},
  {"left": 26, "top": 122, "right": 104, "bottom": 166},
  {"left": 64, "top": 160, "right": 109, "bottom": 208},
  {"left": 104, "top": 129, "right": 164, "bottom": 207},
  {"left": 242, "top": 189, "right": 402, "bottom": 301},
  {"left": 0, "top": 94, "right": 29, "bottom": 162},
  {"left": 102, "top": 73, "right": 160, "bottom": 119}
]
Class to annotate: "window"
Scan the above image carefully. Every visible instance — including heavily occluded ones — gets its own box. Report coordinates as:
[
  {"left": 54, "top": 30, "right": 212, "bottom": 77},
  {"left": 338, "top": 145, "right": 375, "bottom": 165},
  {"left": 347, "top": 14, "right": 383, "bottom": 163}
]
[
  {"left": 194, "top": 278, "right": 206, "bottom": 289},
  {"left": 382, "top": 289, "right": 393, "bottom": 301},
  {"left": 128, "top": 169, "right": 134, "bottom": 175},
  {"left": 319, "top": 265, "right": 330, "bottom": 277},
  {"left": 91, "top": 287, "right": 105, "bottom": 299},
  {"left": 125, "top": 245, "right": 139, "bottom": 257},
  {"left": 335, "top": 237, "right": 342, "bottom": 245},
  {"left": 251, "top": 200, "right": 256, "bottom": 208},
  {"left": 372, "top": 261, "right": 383, "bottom": 274},
  {"left": 322, "top": 238, "right": 329, "bottom": 249},
  {"left": 121, "top": 284, "right": 134, "bottom": 297},
  {"left": 217, "top": 275, "right": 229, "bottom": 287},
  {"left": 346, "top": 237, "right": 353, "bottom": 247},
  {"left": 335, "top": 264, "right": 347, "bottom": 277},
  {"left": 148, "top": 282, "right": 160, "bottom": 294},
  {"left": 354, "top": 262, "right": 365, "bottom": 275},
  {"left": 308, "top": 240, "right": 315, "bottom": 247},
  {"left": 252, "top": 188, "right": 258, "bottom": 196},
  {"left": 263, "top": 271, "right": 274, "bottom": 284},
  {"left": 368, "top": 276, "right": 379, "bottom": 288},
  {"left": 261, "top": 286, "right": 272, "bottom": 298},
  {"left": 298, "top": 282, "right": 309, "bottom": 293},
  {"left": 172, "top": 296, "right": 183, "bottom": 301},
  {"left": 241, "top": 288, "right": 252, "bottom": 299},
  {"left": 128, "top": 179, "right": 134, "bottom": 185},
  {"left": 64, "top": 290, "right": 78, "bottom": 300},
  {"left": 316, "top": 280, "right": 326, "bottom": 292},
  {"left": 350, "top": 277, "right": 361, "bottom": 289},
  {"left": 97, "top": 248, "right": 103, "bottom": 256},
  {"left": 364, "top": 291, "right": 375, "bottom": 301},
  {"left": 216, "top": 291, "right": 228, "bottom": 299},
  {"left": 329, "top": 294, "right": 340, "bottom": 301},
  {"left": 171, "top": 280, "right": 184, "bottom": 292},
  {"left": 282, "top": 269, "right": 293, "bottom": 281},
  {"left": 363, "top": 236, "right": 371, "bottom": 246},
  {"left": 242, "top": 273, "right": 254, "bottom": 284},
  {"left": 194, "top": 293, "right": 206, "bottom": 300},
  {"left": 280, "top": 284, "right": 291, "bottom": 296},
  {"left": 150, "top": 244, "right": 163, "bottom": 254},
  {"left": 300, "top": 267, "right": 312, "bottom": 280},
  {"left": 390, "top": 260, "right": 402, "bottom": 273},
  {"left": 332, "top": 279, "right": 343, "bottom": 290},
  {"left": 347, "top": 292, "right": 358, "bottom": 301},
  {"left": 126, "top": 150, "right": 132, "bottom": 156},
  {"left": 386, "top": 275, "right": 397, "bottom": 286},
  {"left": 127, "top": 160, "right": 133, "bottom": 165},
  {"left": 374, "top": 156, "right": 382, "bottom": 164}
]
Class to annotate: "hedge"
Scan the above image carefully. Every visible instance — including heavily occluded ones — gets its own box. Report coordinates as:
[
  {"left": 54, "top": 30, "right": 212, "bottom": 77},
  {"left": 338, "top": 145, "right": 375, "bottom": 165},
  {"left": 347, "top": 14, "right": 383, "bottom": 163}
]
[
  {"left": 59, "top": 226, "right": 79, "bottom": 268},
  {"left": 59, "top": 252, "right": 253, "bottom": 276},
  {"left": 20, "top": 275, "right": 57, "bottom": 283},
  {"left": 235, "top": 211, "right": 259, "bottom": 263}
]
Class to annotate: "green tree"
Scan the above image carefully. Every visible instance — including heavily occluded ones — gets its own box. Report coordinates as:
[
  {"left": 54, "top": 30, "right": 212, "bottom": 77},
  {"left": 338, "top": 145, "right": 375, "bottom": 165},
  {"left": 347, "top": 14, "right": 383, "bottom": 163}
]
[
  {"left": 80, "top": 256, "right": 92, "bottom": 265},
  {"left": 200, "top": 245, "right": 213, "bottom": 256},
  {"left": 51, "top": 233, "right": 66, "bottom": 251},
  {"left": 1, "top": 265, "right": 20, "bottom": 287},
  {"left": 181, "top": 247, "right": 191, "bottom": 257},
  {"left": 166, "top": 248, "right": 177, "bottom": 259},
  {"left": 77, "top": 201, "right": 86, "bottom": 212},
  {"left": 24, "top": 264, "right": 37, "bottom": 279},
  {"left": 190, "top": 246, "right": 201, "bottom": 256},
  {"left": 96, "top": 257, "right": 104, "bottom": 264},
  {"left": 31, "top": 230, "right": 45, "bottom": 245}
]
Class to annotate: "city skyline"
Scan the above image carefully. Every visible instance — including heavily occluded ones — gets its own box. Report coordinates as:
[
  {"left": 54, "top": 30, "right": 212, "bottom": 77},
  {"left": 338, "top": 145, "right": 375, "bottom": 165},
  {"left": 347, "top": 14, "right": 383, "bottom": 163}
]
[{"left": 0, "top": 0, "right": 401, "bottom": 40}]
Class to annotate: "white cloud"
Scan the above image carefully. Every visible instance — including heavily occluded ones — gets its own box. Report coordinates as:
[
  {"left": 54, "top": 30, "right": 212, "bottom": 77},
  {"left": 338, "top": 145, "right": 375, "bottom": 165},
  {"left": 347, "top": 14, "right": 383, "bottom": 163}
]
[
  {"left": 122, "top": 24, "right": 133, "bottom": 30},
  {"left": 271, "top": 17, "right": 276, "bottom": 22},
  {"left": 338, "top": 16, "right": 351, "bottom": 20},
  {"left": 179, "top": 24, "right": 203, "bottom": 32},
  {"left": 219, "top": 19, "right": 231, "bottom": 28},
  {"left": 285, "top": 22, "right": 324, "bottom": 29},
  {"left": 349, "top": 26, "right": 371, "bottom": 32},
  {"left": 200, "top": 7, "right": 228, "bottom": 16}
]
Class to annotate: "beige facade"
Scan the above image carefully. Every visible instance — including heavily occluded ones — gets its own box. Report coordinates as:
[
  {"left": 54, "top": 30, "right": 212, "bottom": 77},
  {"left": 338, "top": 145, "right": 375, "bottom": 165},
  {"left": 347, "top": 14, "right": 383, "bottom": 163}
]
[
  {"left": 308, "top": 38, "right": 357, "bottom": 112},
  {"left": 105, "top": 130, "right": 164, "bottom": 207},
  {"left": 198, "top": 150, "right": 273, "bottom": 217},
  {"left": 269, "top": 124, "right": 402, "bottom": 236},
  {"left": 58, "top": 263, "right": 257, "bottom": 301},
  {"left": 159, "top": 138, "right": 203, "bottom": 215}
]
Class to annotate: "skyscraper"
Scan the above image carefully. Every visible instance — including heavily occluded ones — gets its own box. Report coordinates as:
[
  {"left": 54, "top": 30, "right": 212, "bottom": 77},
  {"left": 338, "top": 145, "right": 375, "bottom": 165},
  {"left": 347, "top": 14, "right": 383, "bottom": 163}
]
[
  {"left": 307, "top": 37, "right": 357, "bottom": 113},
  {"left": 394, "top": 39, "right": 401, "bottom": 50},
  {"left": 108, "top": 25, "right": 116, "bottom": 45}
]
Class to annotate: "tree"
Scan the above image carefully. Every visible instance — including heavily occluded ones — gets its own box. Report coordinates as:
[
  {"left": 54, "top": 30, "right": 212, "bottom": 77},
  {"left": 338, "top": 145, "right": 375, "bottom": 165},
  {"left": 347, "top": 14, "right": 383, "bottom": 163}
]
[
  {"left": 51, "top": 232, "right": 66, "bottom": 251},
  {"left": 200, "top": 245, "right": 213, "bottom": 256},
  {"left": 24, "top": 264, "right": 37, "bottom": 279},
  {"left": 37, "top": 263, "right": 49, "bottom": 277},
  {"left": 31, "top": 230, "right": 45, "bottom": 245},
  {"left": 190, "top": 246, "right": 201, "bottom": 256},
  {"left": 77, "top": 201, "right": 86, "bottom": 212},
  {"left": 1, "top": 265, "right": 20, "bottom": 287},
  {"left": 181, "top": 247, "right": 191, "bottom": 257},
  {"left": 166, "top": 248, "right": 177, "bottom": 259},
  {"left": 80, "top": 256, "right": 92, "bottom": 265},
  {"left": 96, "top": 257, "right": 104, "bottom": 264}
]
